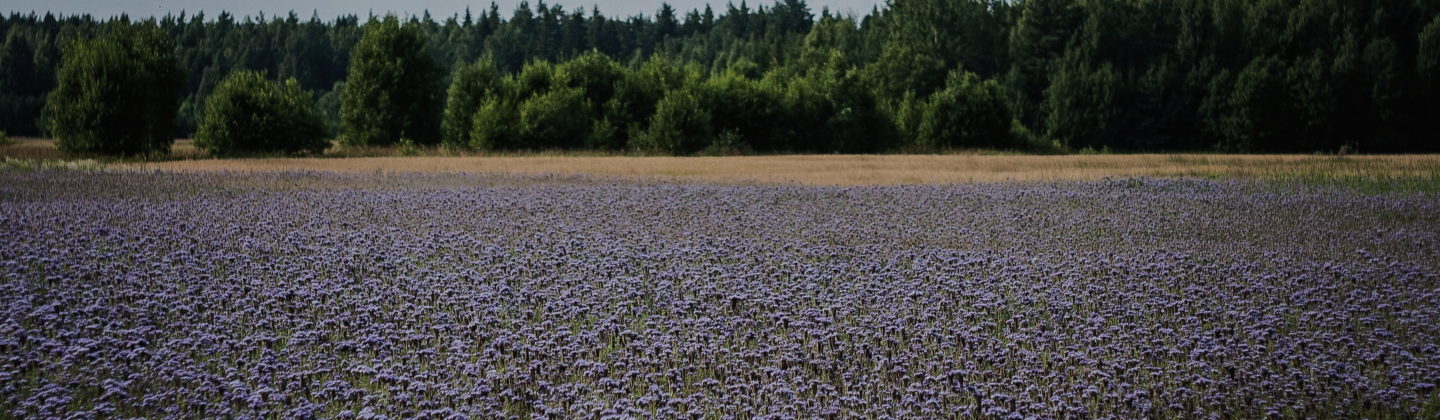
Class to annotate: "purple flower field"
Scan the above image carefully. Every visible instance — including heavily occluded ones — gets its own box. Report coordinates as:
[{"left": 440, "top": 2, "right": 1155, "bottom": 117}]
[{"left": 2, "top": 171, "right": 1438, "bottom": 419}]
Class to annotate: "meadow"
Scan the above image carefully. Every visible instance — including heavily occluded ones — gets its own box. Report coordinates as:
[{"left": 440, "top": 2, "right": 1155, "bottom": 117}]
[{"left": 1, "top": 169, "right": 1437, "bottom": 419}]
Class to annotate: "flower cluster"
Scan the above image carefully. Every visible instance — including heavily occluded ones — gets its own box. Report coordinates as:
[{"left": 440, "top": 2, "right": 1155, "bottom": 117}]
[{"left": 2, "top": 172, "right": 1437, "bottom": 419}]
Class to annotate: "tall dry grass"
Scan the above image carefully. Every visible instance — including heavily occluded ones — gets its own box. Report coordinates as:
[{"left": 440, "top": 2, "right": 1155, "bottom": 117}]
[
  {"left": 130, "top": 154, "right": 1440, "bottom": 185},
  {"left": 0, "top": 138, "right": 207, "bottom": 160},
  {"left": 6, "top": 138, "right": 1437, "bottom": 185}
]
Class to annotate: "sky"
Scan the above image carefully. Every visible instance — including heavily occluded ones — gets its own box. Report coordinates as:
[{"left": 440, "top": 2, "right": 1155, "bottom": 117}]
[{"left": 4, "top": 0, "right": 886, "bottom": 22}]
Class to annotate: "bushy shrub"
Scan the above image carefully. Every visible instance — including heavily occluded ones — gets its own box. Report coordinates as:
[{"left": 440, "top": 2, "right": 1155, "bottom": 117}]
[
  {"left": 442, "top": 60, "right": 502, "bottom": 149},
  {"left": 518, "top": 87, "right": 590, "bottom": 149},
  {"left": 45, "top": 21, "right": 184, "bottom": 157},
  {"left": 470, "top": 96, "right": 519, "bottom": 150},
  {"left": 315, "top": 81, "right": 345, "bottom": 137},
  {"left": 559, "top": 52, "right": 627, "bottom": 149},
  {"left": 194, "top": 70, "right": 329, "bottom": 156},
  {"left": 611, "top": 55, "right": 703, "bottom": 144},
  {"left": 697, "top": 71, "right": 778, "bottom": 152},
  {"left": 770, "top": 73, "right": 829, "bottom": 152},
  {"left": 340, "top": 15, "right": 443, "bottom": 147},
  {"left": 587, "top": 99, "right": 630, "bottom": 150},
  {"left": 559, "top": 51, "right": 626, "bottom": 112},
  {"left": 809, "top": 50, "right": 893, "bottom": 153},
  {"left": 892, "top": 91, "right": 926, "bottom": 146},
  {"left": 513, "top": 60, "right": 560, "bottom": 101},
  {"left": 915, "top": 71, "right": 1016, "bottom": 150},
  {"left": 635, "top": 88, "right": 711, "bottom": 154}
]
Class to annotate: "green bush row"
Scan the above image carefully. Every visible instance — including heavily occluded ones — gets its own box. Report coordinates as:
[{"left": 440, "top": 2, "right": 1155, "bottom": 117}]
[
  {"left": 44, "top": 16, "right": 1043, "bottom": 157},
  {"left": 441, "top": 51, "right": 1041, "bottom": 155}
]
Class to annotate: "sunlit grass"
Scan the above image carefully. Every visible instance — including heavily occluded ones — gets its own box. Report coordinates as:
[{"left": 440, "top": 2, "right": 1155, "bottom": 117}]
[{"left": 5, "top": 138, "right": 1438, "bottom": 188}]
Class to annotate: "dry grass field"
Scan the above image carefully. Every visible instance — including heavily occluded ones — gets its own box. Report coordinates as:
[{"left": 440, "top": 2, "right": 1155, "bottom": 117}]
[{"left": 4, "top": 138, "right": 1438, "bottom": 185}]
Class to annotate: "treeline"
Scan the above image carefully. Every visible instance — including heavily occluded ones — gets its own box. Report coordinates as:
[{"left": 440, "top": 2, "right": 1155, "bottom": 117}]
[{"left": 2, "top": 0, "right": 1438, "bottom": 154}]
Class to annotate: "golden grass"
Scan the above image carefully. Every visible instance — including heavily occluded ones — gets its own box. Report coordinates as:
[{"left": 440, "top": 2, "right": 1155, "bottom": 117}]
[
  {"left": 130, "top": 154, "right": 1440, "bottom": 185},
  {"left": 0, "top": 138, "right": 207, "bottom": 160},
  {"left": 5, "top": 138, "right": 1437, "bottom": 185},
  {"left": 0, "top": 137, "right": 70, "bottom": 160}
]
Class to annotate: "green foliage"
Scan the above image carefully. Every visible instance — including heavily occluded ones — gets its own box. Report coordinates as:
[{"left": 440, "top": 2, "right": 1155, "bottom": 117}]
[
  {"left": 762, "top": 52, "right": 885, "bottom": 153},
  {"left": 0, "top": 130, "right": 10, "bottom": 146},
  {"left": 1005, "top": 0, "right": 1081, "bottom": 127},
  {"left": 442, "top": 59, "right": 502, "bottom": 149},
  {"left": 0, "top": 31, "right": 39, "bottom": 97},
  {"left": 801, "top": 15, "right": 861, "bottom": 64},
  {"left": 340, "top": 15, "right": 444, "bottom": 147},
  {"left": 915, "top": 71, "right": 1016, "bottom": 150},
  {"left": 518, "top": 87, "right": 591, "bottom": 149},
  {"left": 1422, "top": 17, "right": 1440, "bottom": 80},
  {"left": 586, "top": 99, "right": 630, "bottom": 150},
  {"left": 768, "top": 71, "right": 828, "bottom": 152},
  {"left": 0, "top": 95, "right": 43, "bottom": 139},
  {"left": 863, "top": 46, "right": 948, "bottom": 101},
  {"left": 892, "top": 91, "right": 926, "bottom": 146},
  {"left": 0, "top": 29, "right": 44, "bottom": 137},
  {"left": 396, "top": 137, "right": 420, "bottom": 156},
  {"left": 558, "top": 51, "right": 626, "bottom": 111},
  {"left": 46, "top": 21, "right": 185, "bottom": 157},
  {"left": 885, "top": 0, "right": 1007, "bottom": 78},
  {"left": 635, "top": 88, "right": 712, "bottom": 154},
  {"left": 557, "top": 52, "right": 627, "bottom": 149},
  {"left": 555, "top": 52, "right": 630, "bottom": 149},
  {"left": 470, "top": 96, "right": 519, "bottom": 150},
  {"left": 608, "top": 55, "right": 704, "bottom": 147},
  {"left": 1010, "top": 119, "right": 1065, "bottom": 153},
  {"left": 513, "top": 60, "right": 561, "bottom": 101},
  {"left": 316, "top": 82, "right": 346, "bottom": 137},
  {"left": 1043, "top": 53, "right": 1123, "bottom": 151},
  {"left": 1210, "top": 56, "right": 1294, "bottom": 153},
  {"left": 194, "top": 70, "right": 329, "bottom": 156},
  {"left": 7, "top": 0, "right": 1440, "bottom": 154},
  {"left": 697, "top": 70, "right": 778, "bottom": 152},
  {"left": 809, "top": 50, "right": 892, "bottom": 153}
]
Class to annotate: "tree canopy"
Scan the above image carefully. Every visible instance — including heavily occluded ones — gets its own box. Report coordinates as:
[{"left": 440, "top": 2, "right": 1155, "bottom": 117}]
[
  {"left": 194, "top": 70, "right": 329, "bottom": 156},
  {"left": 44, "top": 20, "right": 184, "bottom": 156},
  {"left": 340, "top": 15, "right": 445, "bottom": 146},
  {"left": 1, "top": 0, "right": 1435, "bottom": 154}
]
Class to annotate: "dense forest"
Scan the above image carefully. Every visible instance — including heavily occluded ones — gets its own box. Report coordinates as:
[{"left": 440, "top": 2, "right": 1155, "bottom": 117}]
[{"left": 2, "top": 0, "right": 1437, "bottom": 153}]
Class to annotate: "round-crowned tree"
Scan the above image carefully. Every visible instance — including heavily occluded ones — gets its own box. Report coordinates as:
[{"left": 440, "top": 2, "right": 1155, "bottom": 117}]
[
  {"left": 917, "top": 70, "right": 1017, "bottom": 150},
  {"left": 45, "top": 21, "right": 185, "bottom": 156},
  {"left": 340, "top": 15, "right": 444, "bottom": 147},
  {"left": 194, "top": 70, "right": 329, "bottom": 156}
]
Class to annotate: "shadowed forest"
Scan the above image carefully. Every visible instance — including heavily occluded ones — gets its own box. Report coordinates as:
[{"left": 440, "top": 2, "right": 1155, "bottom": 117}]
[{"left": 2, "top": 0, "right": 1438, "bottom": 155}]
